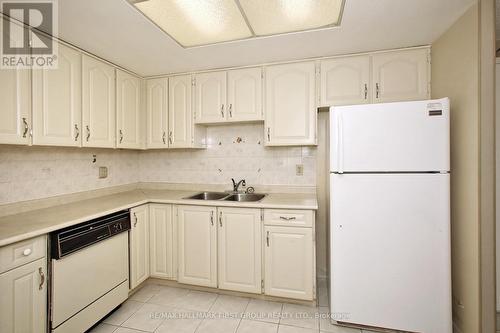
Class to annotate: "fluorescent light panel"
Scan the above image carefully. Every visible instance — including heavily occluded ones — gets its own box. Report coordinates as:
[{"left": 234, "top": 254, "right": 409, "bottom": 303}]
[{"left": 132, "top": 0, "right": 345, "bottom": 47}]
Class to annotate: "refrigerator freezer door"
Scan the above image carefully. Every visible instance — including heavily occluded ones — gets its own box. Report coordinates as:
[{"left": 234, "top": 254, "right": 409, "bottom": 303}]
[
  {"left": 330, "top": 173, "right": 452, "bottom": 333},
  {"left": 330, "top": 98, "right": 450, "bottom": 172}
]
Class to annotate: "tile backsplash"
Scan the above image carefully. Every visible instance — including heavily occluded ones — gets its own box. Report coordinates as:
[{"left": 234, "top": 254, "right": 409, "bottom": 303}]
[
  {"left": 140, "top": 123, "right": 316, "bottom": 187},
  {"left": 0, "top": 123, "right": 316, "bottom": 205}
]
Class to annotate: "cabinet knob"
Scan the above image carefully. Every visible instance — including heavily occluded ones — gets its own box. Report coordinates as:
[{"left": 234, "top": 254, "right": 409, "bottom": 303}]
[{"left": 22, "top": 248, "right": 32, "bottom": 256}]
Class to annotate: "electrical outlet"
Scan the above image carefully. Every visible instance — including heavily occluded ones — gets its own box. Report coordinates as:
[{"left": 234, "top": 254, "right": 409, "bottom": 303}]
[
  {"left": 296, "top": 164, "right": 304, "bottom": 176},
  {"left": 99, "top": 166, "right": 108, "bottom": 179}
]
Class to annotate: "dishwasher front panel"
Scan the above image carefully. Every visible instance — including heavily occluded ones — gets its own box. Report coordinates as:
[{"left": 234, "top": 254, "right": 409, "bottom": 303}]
[{"left": 51, "top": 232, "right": 128, "bottom": 328}]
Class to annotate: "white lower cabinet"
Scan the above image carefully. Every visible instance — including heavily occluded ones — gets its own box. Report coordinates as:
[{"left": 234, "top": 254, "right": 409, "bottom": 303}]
[
  {"left": 177, "top": 205, "right": 217, "bottom": 288},
  {"left": 0, "top": 237, "right": 47, "bottom": 333},
  {"left": 218, "top": 207, "right": 262, "bottom": 293},
  {"left": 149, "top": 204, "right": 176, "bottom": 279},
  {"left": 264, "top": 225, "right": 314, "bottom": 300},
  {"left": 130, "top": 205, "right": 150, "bottom": 289}
]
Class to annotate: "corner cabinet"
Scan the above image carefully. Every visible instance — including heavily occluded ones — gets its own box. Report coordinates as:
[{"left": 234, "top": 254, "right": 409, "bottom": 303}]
[
  {"left": 177, "top": 205, "right": 217, "bottom": 288},
  {"left": 82, "top": 55, "right": 116, "bottom": 148},
  {"left": 149, "top": 204, "right": 176, "bottom": 279},
  {"left": 217, "top": 207, "right": 262, "bottom": 294},
  {"left": 32, "top": 42, "right": 82, "bottom": 147},
  {"left": 116, "top": 70, "right": 144, "bottom": 149},
  {"left": 265, "top": 61, "right": 317, "bottom": 146},
  {"left": 130, "top": 205, "right": 150, "bottom": 289},
  {"left": 146, "top": 78, "right": 169, "bottom": 149},
  {"left": 372, "top": 48, "right": 430, "bottom": 103}
]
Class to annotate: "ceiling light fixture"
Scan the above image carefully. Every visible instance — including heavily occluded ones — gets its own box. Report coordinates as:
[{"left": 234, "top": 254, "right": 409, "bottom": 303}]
[{"left": 128, "top": 0, "right": 345, "bottom": 48}]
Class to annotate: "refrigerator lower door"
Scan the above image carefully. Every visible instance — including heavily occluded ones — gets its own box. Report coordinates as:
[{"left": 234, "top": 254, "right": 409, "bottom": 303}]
[{"left": 330, "top": 173, "right": 452, "bottom": 333}]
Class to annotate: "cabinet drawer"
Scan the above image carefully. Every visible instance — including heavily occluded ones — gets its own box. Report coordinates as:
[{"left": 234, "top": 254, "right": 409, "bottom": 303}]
[
  {"left": 264, "top": 210, "right": 314, "bottom": 227},
  {"left": 0, "top": 235, "right": 46, "bottom": 274}
]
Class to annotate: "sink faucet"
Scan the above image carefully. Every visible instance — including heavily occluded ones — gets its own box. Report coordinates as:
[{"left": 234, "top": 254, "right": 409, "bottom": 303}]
[{"left": 231, "top": 178, "right": 246, "bottom": 192}]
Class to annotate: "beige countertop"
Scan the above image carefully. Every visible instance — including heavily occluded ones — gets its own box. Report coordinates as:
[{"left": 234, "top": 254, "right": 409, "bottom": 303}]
[{"left": 0, "top": 189, "right": 318, "bottom": 247}]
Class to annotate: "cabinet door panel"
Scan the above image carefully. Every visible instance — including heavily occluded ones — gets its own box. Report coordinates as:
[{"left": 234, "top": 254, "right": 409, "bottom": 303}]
[
  {"left": 0, "top": 258, "right": 47, "bottom": 333},
  {"left": 146, "top": 78, "right": 168, "bottom": 148},
  {"left": 265, "top": 62, "right": 316, "bottom": 146},
  {"left": 227, "top": 68, "right": 263, "bottom": 122},
  {"left": 82, "top": 55, "right": 115, "bottom": 148},
  {"left": 0, "top": 67, "right": 31, "bottom": 145},
  {"left": 218, "top": 208, "right": 261, "bottom": 293},
  {"left": 130, "top": 205, "right": 150, "bottom": 289},
  {"left": 32, "top": 43, "right": 81, "bottom": 146},
  {"left": 372, "top": 48, "right": 429, "bottom": 103},
  {"left": 195, "top": 71, "right": 227, "bottom": 124},
  {"left": 0, "top": 16, "right": 30, "bottom": 145},
  {"left": 149, "top": 204, "right": 176, "bottom": 279},
  {"left": 264, "top": 226, "right": 313, "bottom": 300},
  {"left": 177, "top": 205, "right": 217, "bottom": 287},
  {"left": 116, "top": 70, "right": 142, "bottom": 149},
  {"left": 320, "top": 56, "right": 370, "bottom": 107},
  {"left": 169, "top": 75, "right": 193, "bottom": 148}
]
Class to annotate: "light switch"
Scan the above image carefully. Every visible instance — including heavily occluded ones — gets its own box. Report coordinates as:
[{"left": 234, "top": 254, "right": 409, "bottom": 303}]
[
  {"left": 296, "top": 164, "right": 304, "bottom": 176},
  {"left": 99, "top": 166, "right": 108, "bottom": 179}
]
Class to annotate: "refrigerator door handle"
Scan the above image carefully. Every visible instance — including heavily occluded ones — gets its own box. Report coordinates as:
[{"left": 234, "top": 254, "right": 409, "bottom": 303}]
[{"left": 338, "top": 113, "right": 344, "bottom": 173}]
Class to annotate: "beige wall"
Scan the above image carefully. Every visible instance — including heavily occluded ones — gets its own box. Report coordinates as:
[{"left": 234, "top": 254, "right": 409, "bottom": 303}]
[
  {"left": 315, "top": 112, "right": 329, "bottom": 279},
  {"left": 431, "top": 3, "right": 480, "bottom": 332}
]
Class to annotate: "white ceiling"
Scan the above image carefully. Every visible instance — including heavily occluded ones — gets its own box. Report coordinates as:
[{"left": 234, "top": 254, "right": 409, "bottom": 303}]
[{"left": 50, "top": 0, "right": 476, "bottom": 76}]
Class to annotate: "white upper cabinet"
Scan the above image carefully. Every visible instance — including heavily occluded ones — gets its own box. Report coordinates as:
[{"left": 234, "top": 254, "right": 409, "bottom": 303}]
[
  {"left": 227, "top": 67, "right": 263, "bottom": 122},
  {"left": 0, "top": 65, "right": 31, "bottom": 145},
  {"left": 32, "top": 43, "right": 82, "bottom": 147},
  {"left": 265, "top": 61, "right": 317, "bottom": 146},
  {"left": 217, "top": 207, "right": 262, "bottom": 294},
  {"left": 320, "top": 56, "right": 370, "bottom": 107},
  {"left": 194, "top": 71, "right": 227, "bottom": 124},
  {"left": 169, "top": 75, "right": 205, "bottom": 148},
  {"left": 372, "top": 48, "right": 430, "bottom": 103},
  {"left": 116, "top": 70, "right": 142, "bottom": 149},
  {"left": 0, "top": 18, "right": 31, "bottom": 146},
  {"left": 149, "top": 204, "right": 176, "bottom": 280},
  {"left": 177, "top": 205, "right": 217, "bottom": 288},
  {"left": 146, "top": 78, "right": 168, "bottom": 148},
  {"left": 82, "top": 55, "right": 116, "bottom": 148}
]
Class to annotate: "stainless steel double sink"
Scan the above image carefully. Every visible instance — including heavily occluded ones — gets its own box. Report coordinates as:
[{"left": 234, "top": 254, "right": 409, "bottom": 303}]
[{"left": 184, "top": 191, "right": 266, "bottom": 202}]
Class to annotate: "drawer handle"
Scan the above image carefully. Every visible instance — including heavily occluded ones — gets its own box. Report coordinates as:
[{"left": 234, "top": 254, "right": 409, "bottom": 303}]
[
  {"left": 22, "top": 248, "right": 32, "bottom": 256},
  {"left": 279, "top": 216, "right": 296, "bottom": 221},
  {"left": 38, "top": 267, "right": 45, "bottom": 290}
]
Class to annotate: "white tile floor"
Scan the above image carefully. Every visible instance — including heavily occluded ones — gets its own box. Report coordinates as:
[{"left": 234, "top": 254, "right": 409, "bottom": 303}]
[{"left": 88, "top": 282, "right": 377, "bottom": 333}]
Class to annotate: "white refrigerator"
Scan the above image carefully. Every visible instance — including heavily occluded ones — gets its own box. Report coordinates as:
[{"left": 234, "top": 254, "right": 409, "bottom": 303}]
[{"left": 329, "top": 98, "right": 452, "bottom": 333}]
